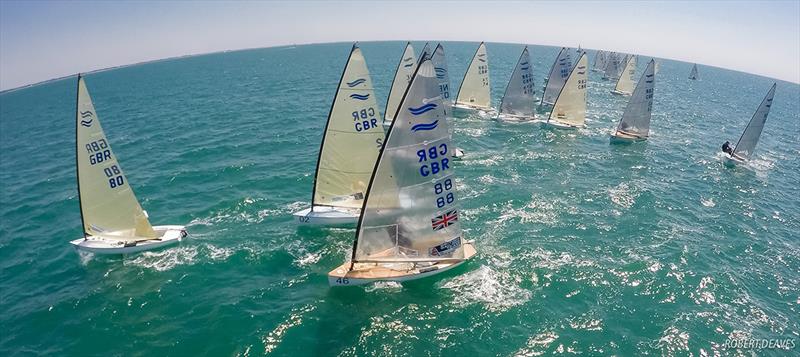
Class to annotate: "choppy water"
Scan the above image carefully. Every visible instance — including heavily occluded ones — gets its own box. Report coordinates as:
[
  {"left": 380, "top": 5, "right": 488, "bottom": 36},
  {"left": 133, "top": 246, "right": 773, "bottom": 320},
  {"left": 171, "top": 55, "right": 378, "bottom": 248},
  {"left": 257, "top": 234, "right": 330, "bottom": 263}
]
[{"left": 1, "top": 41, "right": 798, "bottom": 356}]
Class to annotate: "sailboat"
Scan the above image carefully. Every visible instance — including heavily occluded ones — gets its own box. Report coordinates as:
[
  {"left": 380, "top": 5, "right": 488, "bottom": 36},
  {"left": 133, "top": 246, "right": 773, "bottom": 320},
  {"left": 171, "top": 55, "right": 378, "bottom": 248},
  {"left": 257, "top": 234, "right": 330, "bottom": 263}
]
[
  {"left": 610, "top": 55, "right": 637, "bottom": 96},
  {"left": 541, "top": 47, "right": 573, "bottom": 106},
  {"left": 543, "top": 52, "right": 588, "bottom": 129},
  {"left": 688, "top": 64, "right": 699, "bottom": 80},
  {"left": 454, "top": 42, "right": 492, "bottom": 112},
  {"left": 418, "top": 42, "right": 432, "bottom": 63},
  {"left": 430, "top": 43, "right": 464, "bottom": 160},
  {"left": 293, "top": 44, "right": 385, "bottom": 225},
  {"left": 610, "top": 59, "right": 656, "bottom": 143},
  {"left": 722, "top": 83, "right": 776, "bottom": 166},
  {"left": 328, "top": 58, "right": 476, "bottom": 286},
  {"left": 70, "top": 75, "right": 186, "bottom": 254},
  {"left": 603, "top": 53, "right": 627, "bottom": 80},
  {"left": 497, "top": 46, "right": 536, "bottom": 121},
  {"left": 592, "top": 50, "right": 607, "bottom": 72},
  {"left": 383, "top": 42, "right": 417, "bottom": 128}
]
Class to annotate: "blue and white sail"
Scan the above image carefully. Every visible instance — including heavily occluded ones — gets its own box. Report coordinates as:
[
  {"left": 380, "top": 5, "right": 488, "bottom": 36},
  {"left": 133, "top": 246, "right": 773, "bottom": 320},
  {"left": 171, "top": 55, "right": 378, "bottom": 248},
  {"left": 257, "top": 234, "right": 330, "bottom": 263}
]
[
  {"left": 454, "top": 42, "right": 491, "bottom": 110},
  {"left": 384, "top": 42, "right": 417, "bottom": 125},
  {"left": 612, "top": 55, "right": 637, "bottom": 95},
  {"left": 499, "top": 46, "right": 535, "bottom": 119},
  {"left": 614, "top": 59, "right": 656, "bottom": 138},
  {"left": 430, "top": 44, "right": 452, "bottom": 109},
  {"left": 541, "top": 47, "right": 573, "bottom": 106},
  {"left": 547, "top": 53, "right": 588, "bottom": 128}
]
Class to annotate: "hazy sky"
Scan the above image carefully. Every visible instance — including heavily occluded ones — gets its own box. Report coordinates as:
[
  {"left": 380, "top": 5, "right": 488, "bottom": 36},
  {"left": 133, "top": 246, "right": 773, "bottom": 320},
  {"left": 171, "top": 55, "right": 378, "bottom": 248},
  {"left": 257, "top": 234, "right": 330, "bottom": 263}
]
[{"left": 1, "top": 0, "right": 798, "bottom": 90}]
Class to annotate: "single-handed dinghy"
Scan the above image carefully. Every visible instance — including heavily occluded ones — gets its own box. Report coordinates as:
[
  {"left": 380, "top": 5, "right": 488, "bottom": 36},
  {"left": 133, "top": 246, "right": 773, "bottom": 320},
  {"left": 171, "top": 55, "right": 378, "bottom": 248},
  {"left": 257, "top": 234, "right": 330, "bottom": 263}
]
[
  {"left": 454, "top": 42, "right": 493, "bottom": 114},
  {"left": 383, "top": 42, "right": 418, "bottom": 129},
  {"left": 71, "top": 75, "right": 186, "bottom": 254},
  {"left": 543, "top": 52, "right": 588, "bottom": 130},
  {"left": 497, "top": 46, "right": 536, "bottom": 122},
  {"left": 721, "top": 83, "right": 776, "bottom": 166},
  {"left": 430, "top": 43, "right": 465, "bottom": 159},
  {"left": 540, "top": 47, "right": 573, "bottom": 107},
  {"left": 592, "top": 50, "right": 608, "bottom": 72},
  {"left": 610, "top": 60, "right": 656, "bottom": 143},
  {"left": 689, "top": 63, "right": 699, "bottom": 80},
  {"left": 293, "top": 44, "right": 385, "bottom": 226},
  {"left": 329, "top": 58, "right": 476, "bottom": 286},
  {"left": 610, "top": 55, "right": 637, "bottom": 96},
  {"left": 603, "top": 52, "right": 626, "bottom": 81}
]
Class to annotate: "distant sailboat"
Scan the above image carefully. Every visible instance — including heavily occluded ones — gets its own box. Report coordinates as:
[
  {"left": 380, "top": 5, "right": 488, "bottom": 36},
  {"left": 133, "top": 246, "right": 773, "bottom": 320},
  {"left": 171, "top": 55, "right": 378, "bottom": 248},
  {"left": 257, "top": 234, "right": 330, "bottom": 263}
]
[
  {"left": 543, "top": 52, "right": 588, "bottom": 129},
  {"left": 329, "top": 58, "right": 476, "bottom": 286},
  {"left": 689, "top": 64, "right": 699, "bottom": 80},
  {"left": 722, "top": 83, "right": 776, "bottom": 166},
  {"left": 603, "top": 53, "right": 627, "bottom": 80},
  {"left": 293, "top": 44, "right": 385, "bottom": 225},
  {"left": 384, "top": 42, "right": 417, "bottom": 127},
  {"left": 611, "top": 55, "right": 637, "bottom": 96},
  {"left": 454, "top": 42, "right": 492, "bottom": 112},
  {"left": 593, "top": 50, "right": 607, "bottom": 72},
  {"left": 498, "top": 46, "right": 536, "bottom": 121},
  {"left": 541, "top": 47, "right": 573, "bottom": 106},
  {"left": 71, "top": 75, "right": 186, "bottom": 254},
  {"left": 610, "top": 59, "right": 656, "bottom": 143}
]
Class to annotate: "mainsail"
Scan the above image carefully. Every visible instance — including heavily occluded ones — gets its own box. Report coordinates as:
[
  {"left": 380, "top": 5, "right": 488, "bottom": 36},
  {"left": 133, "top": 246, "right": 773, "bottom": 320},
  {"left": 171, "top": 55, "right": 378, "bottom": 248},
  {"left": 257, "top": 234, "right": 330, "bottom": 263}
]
[
  {"left": 76, "top": 76, "right": 156, "bottom": 240},
  {"left": 548, "top": 53, "right": 588, "bottom": 127},
  {"left": 604, "top": 53, "right": 627, "bottom": 80},
  {"left": 384, "top": 42, "right": 417, "bottom": 124},
  {"left": 418, "top": 42, "right": 432, "bottom": 63},
  {"left": 313, "top": 44, "right": 385, "bottom": 210},
  {"left": 593, "top": 50, "right": 607, "bottom": 72},
  {"left": 615, "top": 60, "right": 656, "bottom": 137},
  {"left": 541, "top": 47, "right": 573, "bottom": 105},
  {"left": 430, "top": 44, "right": 452, "bottom": 109},
  {"left": 689, "top": 64, "right": 699, "bottom": 80},
  {"left": 732, "top": 83, "right": 776, "bottom": 159},
  {"left": 613, "top": 55, "right": 638, "bottom": 94},
  {"left": 499, "top": 46, "right": 535, "bottom": 117},
  {"left": 352, "top": 59, "right": 464, "bottom": 263},
  {"left": 455, "top": 42, "right": 491, "bottom": 109}
]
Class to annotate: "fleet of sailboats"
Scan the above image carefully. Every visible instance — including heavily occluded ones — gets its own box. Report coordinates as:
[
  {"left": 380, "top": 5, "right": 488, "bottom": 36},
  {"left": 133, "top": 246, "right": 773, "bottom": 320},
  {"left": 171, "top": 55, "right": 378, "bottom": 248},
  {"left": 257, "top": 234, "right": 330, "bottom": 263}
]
[
  {"left": 722, "top": 83, "right": 776, "bottom": 166},
  {"left": 610, "top": 59, "right": 656, "bottom": 143}
]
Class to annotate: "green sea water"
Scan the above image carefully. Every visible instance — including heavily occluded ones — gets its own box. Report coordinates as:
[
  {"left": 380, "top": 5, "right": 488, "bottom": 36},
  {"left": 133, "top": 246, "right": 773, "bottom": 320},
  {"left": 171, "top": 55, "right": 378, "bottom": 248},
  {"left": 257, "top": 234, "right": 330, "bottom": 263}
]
[{"left": 1, "top": 41, "right": 798, "bottom": 356}]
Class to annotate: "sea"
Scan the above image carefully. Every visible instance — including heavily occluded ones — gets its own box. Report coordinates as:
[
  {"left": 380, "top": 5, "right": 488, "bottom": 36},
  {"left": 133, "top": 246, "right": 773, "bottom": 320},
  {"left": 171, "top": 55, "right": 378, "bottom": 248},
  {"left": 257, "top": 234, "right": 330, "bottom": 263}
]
[{"left": 1, "top": 41, "right": 798, "bottom": 356}]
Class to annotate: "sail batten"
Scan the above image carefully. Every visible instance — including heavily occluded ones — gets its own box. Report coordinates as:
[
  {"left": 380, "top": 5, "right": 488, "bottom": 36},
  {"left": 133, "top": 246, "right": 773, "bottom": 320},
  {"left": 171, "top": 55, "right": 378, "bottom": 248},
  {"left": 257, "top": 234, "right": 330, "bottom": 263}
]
[
  {"left": 548, "top": 53, "right": 588, "bottom": 127},
  {"left": 732, "top": 84, "right": 776, "bottom": 159},
  {"left": 616, "top": 60, "right": 656, "bottom": 137},
  {"left": 499, "top": 46, "right": 535, "bottom": 117},
  {"left": 455, "top": 42, "right": 491, "bottom": 109},
  {"left": 312, "top": 44, "right": 384, "bottom": 209},
  {"left": 384, "top": 42, "right": 417, "bottom": 124}
]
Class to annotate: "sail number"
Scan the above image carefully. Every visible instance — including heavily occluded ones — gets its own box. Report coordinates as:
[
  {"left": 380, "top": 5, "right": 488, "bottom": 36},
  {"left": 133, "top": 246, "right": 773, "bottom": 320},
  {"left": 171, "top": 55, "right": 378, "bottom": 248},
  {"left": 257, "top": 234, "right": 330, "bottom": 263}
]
[
  {"left": 86, "top": 139, "right": 112, "bottom": 165},
  {"left": 577, "top": 79, "right": 586, "bottom": 90},
  {"left": 417, "top": 143, "right": 450, "bottom": 177},
  {"left": 352, "top": 107, "right": 379, "bottom": 132},
  {"left": 103, "top": 165, "right": 125, "bottom": 188},
  {"left": 433, "top": 178, "right": 455, "bottom": 208}
]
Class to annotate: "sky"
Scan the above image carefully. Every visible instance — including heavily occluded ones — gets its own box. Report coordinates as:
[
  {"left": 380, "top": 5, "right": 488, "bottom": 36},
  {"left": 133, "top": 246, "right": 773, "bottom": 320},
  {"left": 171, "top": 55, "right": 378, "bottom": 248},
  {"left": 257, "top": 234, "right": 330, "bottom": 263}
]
[{"left": 1, "top": 0, "right": 799, "bottom": 90}]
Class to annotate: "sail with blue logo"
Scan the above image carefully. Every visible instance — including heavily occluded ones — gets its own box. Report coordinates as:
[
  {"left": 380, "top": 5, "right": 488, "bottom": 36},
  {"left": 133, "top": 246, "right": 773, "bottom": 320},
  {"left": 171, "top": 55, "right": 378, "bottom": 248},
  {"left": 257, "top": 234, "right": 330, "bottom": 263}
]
[
  {"left": 604, "top": 53, "right": 627, "bottom": 80},
  {"left": 430, "top": 44, "right": 452, "bottom": 110},
  {"left": 455, "top": 42, "right": 491, "bottom": 110},
  {"left": 541, "top": 47, "right": 573, "bottom": 106},
  {"left": 313, "top": 44, "right": 384, "bottom": 210},
  {"left": 76, "top": 76, "right": 156, "bottom": 239},
  {"left": 613, "top": 55, "right": 637, "bottom": 95},
  {"left": 593, "top": 50, "right": 607, "bottom": 72},
  {"left": 384, "top": 42, "right": 417, "bottom": 125},
  {"left": 732, "top": 83, "right": 776, "bottom": 159},
  {"left": 352, "top": 59, "right": 464, "bottom": 263},
  {"left": 615, "top": 59, "right": 656, "bottom": 137},
  {"left": 548, "top": 52, "right": 588, "bottom": 127},
  {"left": 499, "top": 46, "right": 535, "bottom": 118}
]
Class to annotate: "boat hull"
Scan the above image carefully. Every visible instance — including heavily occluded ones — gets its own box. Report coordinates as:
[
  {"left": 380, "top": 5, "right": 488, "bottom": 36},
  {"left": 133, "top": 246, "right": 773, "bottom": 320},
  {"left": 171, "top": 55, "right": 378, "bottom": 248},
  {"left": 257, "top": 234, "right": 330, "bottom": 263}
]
[
  {"left": 610, "top": 90, "right": 631, "bottom": 96},
  {"left": 496, "top": 113, "right": 538, "bottom": 122},
  {"left": 292, "top": 206, "right": 359, "bottom": 226},
  {"left": 542, "top": 120, "right": 584, "bottom": 130},
  {"left": 610, "top": 131, "right": 647, "bottom": 144},
  {"left": 328, "top": 242, "right": 476, "bottom": 286},
  {"left": 70, "top": 225, "right": 186, "bottom": 254}
]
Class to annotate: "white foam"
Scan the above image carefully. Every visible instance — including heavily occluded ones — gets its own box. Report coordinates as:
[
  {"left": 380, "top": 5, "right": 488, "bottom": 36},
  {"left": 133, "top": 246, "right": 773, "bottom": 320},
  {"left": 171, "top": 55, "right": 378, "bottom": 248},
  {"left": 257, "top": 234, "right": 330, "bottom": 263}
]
[{"left": 439, "top": 265, "right": 531, "bottom": 312}]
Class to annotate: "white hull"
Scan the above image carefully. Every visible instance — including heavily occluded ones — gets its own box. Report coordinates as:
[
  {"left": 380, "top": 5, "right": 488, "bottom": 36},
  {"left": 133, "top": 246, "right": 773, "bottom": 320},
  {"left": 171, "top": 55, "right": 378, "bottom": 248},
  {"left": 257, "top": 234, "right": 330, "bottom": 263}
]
[
  {"left": 610, "top": 131, "right": 647, "bottom": 144},
  {"left": 70, "top": 225, "right": 186, "bottom": 254},
  {"left": 496, "top": 113, "right": 538, "bottom": 122},
  {"left": 543, "top": 120, "right": 584, "bottom": 130},
  {"left": 722, "top": 153, "right": 745, "bottom": 167},
  {"left": 292, "top": 205, "right": 359, "bottom": 226},
  {"left": 453, "top": 103, "right": 496, "bottom": 116},
  {"left": 328, "top": 242, "right": 476, "bottom": 286},
  {"left": 610, "top": 90, "right": 631, "bottom": 96}
]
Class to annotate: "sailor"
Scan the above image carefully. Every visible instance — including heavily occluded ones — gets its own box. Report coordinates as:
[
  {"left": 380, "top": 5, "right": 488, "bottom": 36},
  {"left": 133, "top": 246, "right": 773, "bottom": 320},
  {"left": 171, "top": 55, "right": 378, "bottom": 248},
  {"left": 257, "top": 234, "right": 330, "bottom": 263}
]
[{"left": 721, "top": 141, "right": 734, "bottom": 155}]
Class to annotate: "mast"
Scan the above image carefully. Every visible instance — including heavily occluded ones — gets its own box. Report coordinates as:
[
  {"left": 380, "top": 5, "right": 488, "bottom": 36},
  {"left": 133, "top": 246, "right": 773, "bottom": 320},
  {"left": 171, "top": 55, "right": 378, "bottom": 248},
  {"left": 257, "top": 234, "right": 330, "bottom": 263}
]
[
  {"left": 732, "top": 83, "right": 776, "bottom": 159},
  {"left": 75, "top": 74, "right": 88, "bottom": 238}
]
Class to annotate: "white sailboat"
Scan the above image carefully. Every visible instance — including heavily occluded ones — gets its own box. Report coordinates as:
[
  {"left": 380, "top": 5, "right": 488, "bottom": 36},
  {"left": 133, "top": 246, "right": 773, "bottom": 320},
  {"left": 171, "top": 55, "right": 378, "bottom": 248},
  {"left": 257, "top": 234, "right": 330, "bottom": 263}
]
[
  {"left": 454, "top": 42, "right": 493, "bottom": 112},
  {"left": 383, "top": 42, "right": 417, "bottom": 127},
  {"left": 610, "top": 59, "right": 656, "bottom": 143},
  {"left": 592, "top": 50, "right": 607, "bottom": 72},
  {"left": 610, "top": 55, "right": 637, "bottom": 96},
  {"left": 603, "top": 53, "right": 626, "bottom": 80},
  {"left": 329, "top": 58, "right": 476, "bottom": 286},
  {"left": 293, "top": 44, "right": 385, "bottom": 226},
  {"left": 497, "top": 46, "right": 536, "bottom": 121},
  {"left": 541, "top": 47, "right": 573, "bottom": 106},
  {"left": 430, "top": 44, "right": 465, "bottom": 160},
  {"left": 689, "top": 64, "right": 699, "bottom": 80},
  {"left": 71, "top": 75, "right": 186, "bottom": 254},
  {"left": 418, "top": 42, "right": 432, "bottom": 63},
  {"left": 543, "top": 52, "right": 588, "bottom": 129},
  {"left": 722, "top": 83, "right": 776, "bottom": 166}
]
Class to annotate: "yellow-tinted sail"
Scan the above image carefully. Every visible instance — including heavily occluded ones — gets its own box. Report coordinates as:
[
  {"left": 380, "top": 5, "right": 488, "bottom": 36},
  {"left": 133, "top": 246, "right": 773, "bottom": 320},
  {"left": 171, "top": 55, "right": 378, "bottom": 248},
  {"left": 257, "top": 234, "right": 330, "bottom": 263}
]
[{"left": 549, "top": 53, "right": 588, "bottom": 127}]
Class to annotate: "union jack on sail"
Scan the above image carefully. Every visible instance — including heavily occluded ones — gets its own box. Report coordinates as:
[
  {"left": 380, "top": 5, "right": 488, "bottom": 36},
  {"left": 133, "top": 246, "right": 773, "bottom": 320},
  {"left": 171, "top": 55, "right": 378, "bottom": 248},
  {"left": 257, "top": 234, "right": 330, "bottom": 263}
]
[{"left": 431, "top": 209, "right": 458, "bottom": 231}]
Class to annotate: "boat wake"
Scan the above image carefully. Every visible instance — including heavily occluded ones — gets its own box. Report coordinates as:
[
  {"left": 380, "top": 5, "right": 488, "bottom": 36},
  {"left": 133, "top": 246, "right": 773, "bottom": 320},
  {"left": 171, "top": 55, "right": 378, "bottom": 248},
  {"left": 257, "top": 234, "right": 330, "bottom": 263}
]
[{"left": 439, "top": 265, "right": 532, "bottom": 312}]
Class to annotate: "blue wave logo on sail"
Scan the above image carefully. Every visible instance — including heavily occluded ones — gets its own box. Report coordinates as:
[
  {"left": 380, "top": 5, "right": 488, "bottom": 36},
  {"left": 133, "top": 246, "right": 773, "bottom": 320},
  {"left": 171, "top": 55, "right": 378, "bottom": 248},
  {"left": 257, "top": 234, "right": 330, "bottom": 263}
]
[
  {"left": 80, "top": 110, "right": 94, "bottom": 127},
  {"left": 411, "top": 120, "right": 439, "bottom": 132},
  {"left": 346, "top": 78, "right": 366, "bottom": 87},
  {"left": 349, "top": 93, "right": 370, "bottom": 100},
  {"left": 434, "top": 67, "right": 447, "bottom": 79},
  {"left": 408, "top": 103, "right": 438, "bottom": 115},
  {"left": 520, "top": 66, "right": 530, "bottom": 71}
]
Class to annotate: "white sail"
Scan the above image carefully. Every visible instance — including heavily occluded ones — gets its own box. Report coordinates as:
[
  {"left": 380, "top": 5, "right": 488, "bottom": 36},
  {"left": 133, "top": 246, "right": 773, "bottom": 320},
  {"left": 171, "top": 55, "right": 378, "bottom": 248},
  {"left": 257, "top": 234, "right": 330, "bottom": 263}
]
[
  {"left": 732, "top": 83, "right": 776, "bottom": 159},
  {"left": 384, "top": 42, "right": 417, "bottom": 124},
  {"left": 76, "top": 76, "right": 156, "bottom": 240},
  {"left": 430, "top": 44, "right": 452, "bottom": 109},
  {"left": 613, "top": 55, "right": 637, "bottom": 94},
  {"left": 689, "top": 64, "right": 699, "bottom": 80},
  {"left": 593, "top": 50, "right": 607, "bottom": 71},
  {"left": 455, "top": 42, "right": 491, "bottom": 109},
  {"left": 313, "top": 44, "right": 384, "bottom": 209},
  {"left": 353, "top": 59, "right": 464, "bottom": 263},
  {"left": 499, "top": 46, "right": 535, "bottom": 117},
  {"left": 418, "top": 42, "right": 432, "bottom": 62},
  {"left": 548, "top": 53, "right": 588, "bottom": 127},
  {"left": 616, "top": 60, "right": 656, "bottom": 137},
  {"left": 541, "top": 47, "right": 573, "bottom": 105},
  {"left": 604, "top": 52, "right": 626, "bottom": 80}
]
